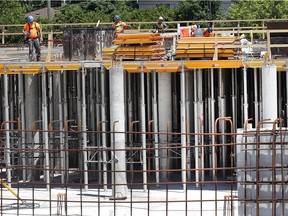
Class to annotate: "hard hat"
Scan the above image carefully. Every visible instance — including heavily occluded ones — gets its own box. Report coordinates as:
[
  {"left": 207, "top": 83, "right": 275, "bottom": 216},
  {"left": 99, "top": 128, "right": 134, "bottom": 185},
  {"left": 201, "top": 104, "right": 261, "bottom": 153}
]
[
  {"left": 114, "top": 15, "right": 120, "bottom": 22},
  {"left": 240, "top": 34, "right": 245, "bottom": 38},
  {"left": 159, "top": 16, "right": 163, "bottom": 20},
  {"left": 27, "top": 15, "right": 34, "bottom": 23}
]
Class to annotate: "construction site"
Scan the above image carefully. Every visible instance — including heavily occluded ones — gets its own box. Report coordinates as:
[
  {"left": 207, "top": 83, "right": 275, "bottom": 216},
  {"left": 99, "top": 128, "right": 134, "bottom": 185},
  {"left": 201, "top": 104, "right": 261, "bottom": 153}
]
[{"left": 0, "top": 18, "right": 288, "bottom": 216}]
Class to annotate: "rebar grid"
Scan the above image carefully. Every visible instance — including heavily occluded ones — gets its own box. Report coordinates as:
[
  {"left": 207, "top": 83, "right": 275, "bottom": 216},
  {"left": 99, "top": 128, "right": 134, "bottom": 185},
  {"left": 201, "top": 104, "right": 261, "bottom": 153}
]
[{"left": 0, "top": 125, "right": 287, "bottom": 216}]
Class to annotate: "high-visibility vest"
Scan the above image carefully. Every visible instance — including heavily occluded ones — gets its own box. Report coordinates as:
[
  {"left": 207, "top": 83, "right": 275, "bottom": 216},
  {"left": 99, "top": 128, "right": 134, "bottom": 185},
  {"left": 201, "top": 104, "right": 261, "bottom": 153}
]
[
  {"left": 156, "top": 23, "right": 164, "bottom": 32},
  {"left": 114, "top": 21, "right": 123, "bottom": 33}
]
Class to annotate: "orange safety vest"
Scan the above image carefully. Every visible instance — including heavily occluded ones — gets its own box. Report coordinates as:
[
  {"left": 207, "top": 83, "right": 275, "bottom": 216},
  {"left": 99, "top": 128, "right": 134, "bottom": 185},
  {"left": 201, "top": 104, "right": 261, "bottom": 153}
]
[{"left": 23, "top": 22, "right": 41, "bottom": 39}]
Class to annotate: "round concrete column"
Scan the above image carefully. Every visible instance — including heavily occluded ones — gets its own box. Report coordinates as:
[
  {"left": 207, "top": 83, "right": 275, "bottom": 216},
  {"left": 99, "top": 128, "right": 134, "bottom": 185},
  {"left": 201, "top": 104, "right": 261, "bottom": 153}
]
[
  {"left": 158, "top": 73, "right": 172, "bottom": 180},
  {"left": 109, "top": 66, "right": 128, "bottom": 199},
  {"left": 262, "top": 65, "right": 277, "bottom": 123},
  {"left": 24, "top": 75, "right": 40, "bottom": 181}
]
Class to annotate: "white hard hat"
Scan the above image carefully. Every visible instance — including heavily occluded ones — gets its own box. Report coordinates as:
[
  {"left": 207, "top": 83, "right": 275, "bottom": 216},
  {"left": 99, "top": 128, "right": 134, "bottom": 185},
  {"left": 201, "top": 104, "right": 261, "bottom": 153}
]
[{"left": 159, "top": 16, "right": 163, "bottom": 20}]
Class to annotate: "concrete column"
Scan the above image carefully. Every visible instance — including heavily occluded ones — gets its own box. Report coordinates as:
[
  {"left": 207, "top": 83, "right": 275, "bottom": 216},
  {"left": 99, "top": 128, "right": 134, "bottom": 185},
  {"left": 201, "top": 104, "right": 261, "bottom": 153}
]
[
  {"left": 109, "top": 66, "right": 128, "bottom": 199},
  {"left": 262, "top": 65, "right": 277, "bottom": 122},
  {"left": 25, "top": 74, "right": 40, "bottom": 181},
  {"left": 158, "top": 72, "right": 172, "bottom": 180}
]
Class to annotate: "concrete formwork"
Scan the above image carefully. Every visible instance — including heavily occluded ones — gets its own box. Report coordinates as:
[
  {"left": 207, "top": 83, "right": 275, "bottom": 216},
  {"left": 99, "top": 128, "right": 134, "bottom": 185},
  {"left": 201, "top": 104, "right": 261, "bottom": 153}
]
[{"left": 0, "top": 60, "right": 287, "bottom": 215}]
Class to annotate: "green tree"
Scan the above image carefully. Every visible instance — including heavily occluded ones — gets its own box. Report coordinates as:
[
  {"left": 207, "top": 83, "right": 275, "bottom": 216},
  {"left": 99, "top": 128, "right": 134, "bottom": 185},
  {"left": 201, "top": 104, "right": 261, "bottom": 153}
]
[
  {"left": 174, "top": 0, "right": 222, "bottom": 21},
  {"left": 226, "top": 0, "right": 288, "bottom": 20},
  {"left": 0, "top": 0, "right": 27, "bottom": 43}
]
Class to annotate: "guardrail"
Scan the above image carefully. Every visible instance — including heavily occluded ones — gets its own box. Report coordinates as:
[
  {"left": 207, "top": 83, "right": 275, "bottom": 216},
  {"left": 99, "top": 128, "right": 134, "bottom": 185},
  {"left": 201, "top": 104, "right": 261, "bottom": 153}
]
[{"left": 1, "top": 18, "right": 288, "bottom": 44}]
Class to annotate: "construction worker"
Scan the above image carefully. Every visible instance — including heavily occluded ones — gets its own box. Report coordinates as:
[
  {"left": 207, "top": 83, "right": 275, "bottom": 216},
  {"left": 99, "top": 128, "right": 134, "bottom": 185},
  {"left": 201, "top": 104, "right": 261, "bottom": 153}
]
[
  {"left": 23, "top": 15, "right": 43, "bottom": 61},
  {"left": 154, "top": 16, "right": 168, "bottom": 33},
  {"left": 203, "top": 27, "right": 213, "bottom": 37},
  {"left": 191, "top": 24, "right": 197, "bottom": 37},
  {"left": 112, "top": 15, "right": 130, "bottom": 39},
  {"left": 194, "top": 25, "right": 203, "bottom": 37}
]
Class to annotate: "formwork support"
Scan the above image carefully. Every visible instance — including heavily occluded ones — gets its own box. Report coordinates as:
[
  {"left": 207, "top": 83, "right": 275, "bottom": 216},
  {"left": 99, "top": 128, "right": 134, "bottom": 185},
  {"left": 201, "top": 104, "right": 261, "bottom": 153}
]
[
  {"left": 57, "top": 71, "right": 65, "bottom": 185},
  {"left": 3, "top": 64, "right": 11, "bottom": 186},
  {"left": 42, "top": 65, "right": 50, "bottom": 191},
  {"left": 211, "top": 68, "right": 216, "bottom": 179},
  {"left": 193, "top": 69, "right": 199, "bottom": 186},
  {"left": 243, "top": 66, "right": 248, "bottom": 124},
  {"left": 180, "top": 62, "right": 187, "bottom": 190},
  {"left": 140, "top": 62, "right": 147, "bottom": 192},
  {"left": 82, "top": 66, "right": 89, "bottom": 191},
  {"left": 286, "top": 60, "right": 288, "bottom": 125},
  {"left": 101, "top": 66, "right": 108, "bottom": 191},
  {"left": 254, "top": 68, "right": 259, "bottom": 127},
  {"left": 218, "top": 69, "right": 227, "bottom": 176},
  {"left": 19, "top": 71, "right": 26, "bottom": 182},
  {"left": 109, "top": 66, "right": 128, "bottom": 199},
  {"left": 152, "top": 69, "right": 160, "bottom": 186}
]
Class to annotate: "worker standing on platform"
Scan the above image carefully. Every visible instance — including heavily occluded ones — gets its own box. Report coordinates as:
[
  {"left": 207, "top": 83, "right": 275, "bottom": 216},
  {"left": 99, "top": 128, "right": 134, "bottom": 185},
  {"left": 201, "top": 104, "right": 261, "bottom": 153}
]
[
  {"left": 194, "top": 25, "right": 203, "bottom": 37},
  {"left": 22, "top": 15, "right": 43, "bottom": 61},
  {"left": 112, "top": 15, "right": 130, "bottom": 39},
  {"left": 203, "top": 27, "right": 213, "bottom": 37},
  {"left": 154, "top": 16, "right": 168, "bottom": 33}
]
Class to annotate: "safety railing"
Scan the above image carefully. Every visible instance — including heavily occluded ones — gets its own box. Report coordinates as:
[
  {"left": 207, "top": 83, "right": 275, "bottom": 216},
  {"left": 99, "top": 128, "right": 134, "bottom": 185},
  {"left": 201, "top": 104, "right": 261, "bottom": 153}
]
[{"left": 1, "top": 18, "right": 288, "bottom": 44}]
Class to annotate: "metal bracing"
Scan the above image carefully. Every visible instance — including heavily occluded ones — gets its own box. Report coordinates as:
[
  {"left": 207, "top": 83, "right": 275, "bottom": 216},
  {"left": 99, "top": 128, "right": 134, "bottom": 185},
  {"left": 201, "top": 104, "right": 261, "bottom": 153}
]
[
  {"left": 243, "top": 66, "right": 249, "bottom": 125},
  {"left": 152, "top": 69, "right": 160, "bottom": 186},
  {"left": 81, "top": 66, "right": 88, "bottom": 191},
  {"left": 3, "top": 64, "right": 11, "bottom": 186},
  {"left": 254, "top": 68, "right": 259, "bottom": 127},
  {"left": 140, "top": 62, "right": 147, "bottom": 192},
  {"left": 180, "top": 62, "right": 187, "bottom": 190},
  {"left": 42, "top": 64, "right": 50, "bottom": 191},
  {"left": 100, "top": 65, "right": 108, "bottom": 191},
  {"left": 286, "top": 60, "right": 288, "bottom": 126}
]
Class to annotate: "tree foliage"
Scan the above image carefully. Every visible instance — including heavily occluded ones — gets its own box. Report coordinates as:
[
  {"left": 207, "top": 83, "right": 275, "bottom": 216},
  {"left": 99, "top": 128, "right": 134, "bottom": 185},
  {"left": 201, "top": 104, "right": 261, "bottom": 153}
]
[
  {"left": 226, "top": 0, "right": 288, "bottom": 20},
  {"left": 174, "top": 0, "right": 222, "bottom": 21}
]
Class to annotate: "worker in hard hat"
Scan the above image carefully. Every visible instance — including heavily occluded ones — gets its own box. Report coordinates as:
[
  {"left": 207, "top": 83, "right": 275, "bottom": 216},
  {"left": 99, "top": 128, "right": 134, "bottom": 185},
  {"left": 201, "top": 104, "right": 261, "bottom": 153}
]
[
  {"left": 154, "top": 16, "right": 168, "bottom": 33},
  {"left": 203, "top": 27, "right": 213, "bottom": 37},
  {"left": 191, "top": 24, "right": 197, "bottom": 37},
  {"left": 112, "top": 15, "right": 130, "bottom": 39},
  {"left": 22, "top": 15, "right": 43, "bottom": 61}
]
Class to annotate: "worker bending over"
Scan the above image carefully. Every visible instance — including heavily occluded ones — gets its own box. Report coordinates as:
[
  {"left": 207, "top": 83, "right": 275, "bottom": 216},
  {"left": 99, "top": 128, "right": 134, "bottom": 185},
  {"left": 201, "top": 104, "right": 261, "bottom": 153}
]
[{"left": 23, "top": 15, "right": 43, "bottom": 61}]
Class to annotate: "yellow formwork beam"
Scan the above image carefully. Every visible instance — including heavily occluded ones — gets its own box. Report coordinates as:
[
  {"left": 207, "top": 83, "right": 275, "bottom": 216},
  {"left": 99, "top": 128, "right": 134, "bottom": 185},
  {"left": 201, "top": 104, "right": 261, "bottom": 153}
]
[
  {"left": 103, "top": 60, "right": 244, "bottom": 72},
  {"left": 244, "top": 59, "right": 287, "bottom": 71},
  {"left": 45, "top": 63, "right": 81, "bottom": 71},
  {"left": 185, "top": 60, "right": 243, "bottom": 69},
  {"left": 0, "top": 62, "right": 82, "bottom": 74},
  {"left": 4, "top": 63, "right": 42, "bottom": 74}
]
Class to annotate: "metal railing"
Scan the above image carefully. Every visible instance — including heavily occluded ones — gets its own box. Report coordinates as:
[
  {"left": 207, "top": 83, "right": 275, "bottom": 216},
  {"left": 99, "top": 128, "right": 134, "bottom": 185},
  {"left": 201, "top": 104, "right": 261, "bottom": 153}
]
[{"left": 1, "top": 18, "right": 288, "bottom": 44}]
